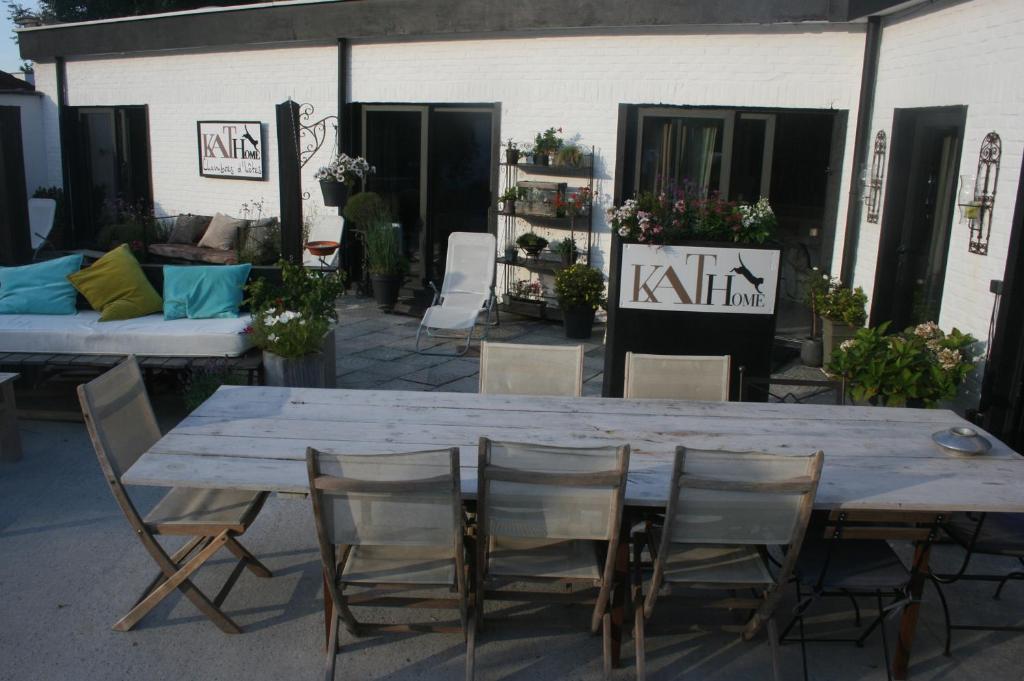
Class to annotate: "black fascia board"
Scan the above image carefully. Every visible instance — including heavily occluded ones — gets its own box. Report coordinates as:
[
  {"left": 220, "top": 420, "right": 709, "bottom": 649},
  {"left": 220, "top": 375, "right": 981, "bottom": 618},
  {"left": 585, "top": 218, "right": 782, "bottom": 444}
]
[{"left": 18, "top": 0, "right": 909, "bottom": 61}]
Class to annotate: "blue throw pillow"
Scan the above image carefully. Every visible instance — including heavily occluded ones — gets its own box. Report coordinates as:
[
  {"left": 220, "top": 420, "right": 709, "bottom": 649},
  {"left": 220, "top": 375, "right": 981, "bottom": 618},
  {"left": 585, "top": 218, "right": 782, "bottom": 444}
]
[
  {"left": 0, "top": 254, "right": 84, "bottom": 315},
  {"left": 163, "top": 264, "right": 251, "bottom": 320}
]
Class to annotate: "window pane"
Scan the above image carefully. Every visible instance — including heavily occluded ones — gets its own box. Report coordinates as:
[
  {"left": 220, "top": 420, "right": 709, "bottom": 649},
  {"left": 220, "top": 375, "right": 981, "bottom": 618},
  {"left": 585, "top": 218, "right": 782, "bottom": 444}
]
[{"left": 638, "top": 116, "right": 723, "bottom": 197}]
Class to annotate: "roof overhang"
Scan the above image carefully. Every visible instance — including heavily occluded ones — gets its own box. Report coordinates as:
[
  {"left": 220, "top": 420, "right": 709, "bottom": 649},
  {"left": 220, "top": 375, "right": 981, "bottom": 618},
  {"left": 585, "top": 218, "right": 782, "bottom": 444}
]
[{"left": 17, "top": 0, "right": 927, "bottom": 61}]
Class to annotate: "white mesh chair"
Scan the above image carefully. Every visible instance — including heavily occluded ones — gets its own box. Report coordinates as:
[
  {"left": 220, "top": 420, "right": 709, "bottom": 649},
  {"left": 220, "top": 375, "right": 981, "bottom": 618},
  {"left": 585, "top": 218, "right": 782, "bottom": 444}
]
[
  {"left": 307, "top": 447, "right": 468, "bottom": 681},
  {"left": 624, "top": 353, "right": 731, "bottom": 401},
  {"left": 302, "top": 214, "right": 345, "bottom": 270},
  {"left": 470, "top": 438, "right": 631, "bottom": 680},
  {"left": 479, "top": 342, "right": 584, "bottom": 397},
  {"left": 415, "top": 232, "right": 497, "bottom": 356},
  {"left": 632, "top": 447, "right": 823, "bottom": 681},
  {"left": 78, "top": 357, "right": 271, "bottom": 634},
  {"left": 29, "top": 197, "right": 57, "bottom": 260}
]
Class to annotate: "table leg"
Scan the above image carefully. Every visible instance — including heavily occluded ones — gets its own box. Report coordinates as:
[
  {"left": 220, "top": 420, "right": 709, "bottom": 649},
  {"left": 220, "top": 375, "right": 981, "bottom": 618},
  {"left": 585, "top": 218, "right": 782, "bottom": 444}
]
[
  {"left": 894, "top": 542, "right": 931, "bottom": 679},
  {"left": 323, "top": 568, "right": 334, "bottom": 651}
]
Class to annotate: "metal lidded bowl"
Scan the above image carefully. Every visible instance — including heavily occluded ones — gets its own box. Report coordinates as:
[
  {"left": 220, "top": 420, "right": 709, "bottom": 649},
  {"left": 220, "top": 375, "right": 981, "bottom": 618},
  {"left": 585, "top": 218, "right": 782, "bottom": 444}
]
[{"left": 932, "top": 426, "right": 992, "bottom": 456}]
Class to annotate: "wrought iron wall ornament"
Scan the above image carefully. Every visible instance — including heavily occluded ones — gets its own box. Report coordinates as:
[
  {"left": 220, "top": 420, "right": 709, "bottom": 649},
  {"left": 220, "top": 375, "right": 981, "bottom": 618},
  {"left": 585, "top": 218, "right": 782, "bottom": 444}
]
[
  {"left": 864, "top": 130, "right": 886, "bottom": 223},
  {"left": 288, "top": 101, "right": 339, "bottom": 201},
  {"left": 958, "top": 131, "right": 1001, "bottom": 255}
]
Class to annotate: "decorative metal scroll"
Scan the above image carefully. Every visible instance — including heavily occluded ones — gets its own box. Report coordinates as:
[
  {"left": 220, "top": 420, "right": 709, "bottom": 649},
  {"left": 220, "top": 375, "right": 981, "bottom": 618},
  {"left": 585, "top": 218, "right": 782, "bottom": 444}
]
[
  {"left": 968, "top": 132, "right": 1001, "bottom": 255},
  {"left": 290, "top": 102, "right": 339, "bottom": 201},
  {"left": 865, "top": 130, "right": 886, "bottom": 223}
]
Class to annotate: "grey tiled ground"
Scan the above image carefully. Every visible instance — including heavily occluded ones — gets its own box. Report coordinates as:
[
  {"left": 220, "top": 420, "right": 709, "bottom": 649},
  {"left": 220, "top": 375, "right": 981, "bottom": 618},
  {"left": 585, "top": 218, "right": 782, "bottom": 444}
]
[{"left": 333, "top": 297, "right": 607, "bottom": 395}]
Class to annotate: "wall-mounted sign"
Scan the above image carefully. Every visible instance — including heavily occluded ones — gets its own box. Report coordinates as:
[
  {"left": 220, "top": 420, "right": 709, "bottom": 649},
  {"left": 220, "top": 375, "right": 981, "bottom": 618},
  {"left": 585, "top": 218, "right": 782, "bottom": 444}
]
[
  {"left": 619, "top": 243, "right": 780, "bottom": 314},
  {"left": 197, "top": 121, "right": 265, "bottom": 180}
]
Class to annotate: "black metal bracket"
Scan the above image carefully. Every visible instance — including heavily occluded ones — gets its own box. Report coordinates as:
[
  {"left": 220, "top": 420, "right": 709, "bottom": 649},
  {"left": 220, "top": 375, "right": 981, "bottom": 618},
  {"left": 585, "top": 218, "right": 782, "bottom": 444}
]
[
  {"left": 961, "top": 131, "right": 1001, "bottom": 256},
  {"left": 865, "top": 130, "right": 886, "bottom": 223}
]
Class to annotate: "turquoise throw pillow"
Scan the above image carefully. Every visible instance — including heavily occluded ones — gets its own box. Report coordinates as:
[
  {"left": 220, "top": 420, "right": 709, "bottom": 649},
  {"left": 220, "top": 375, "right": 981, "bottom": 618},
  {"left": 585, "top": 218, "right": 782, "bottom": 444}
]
[
  {"left": 163, "top": 264, "right": 251, "bottom": 320},
  {"left": 0, "top": 254, "right": 84, "bottom": 315}
]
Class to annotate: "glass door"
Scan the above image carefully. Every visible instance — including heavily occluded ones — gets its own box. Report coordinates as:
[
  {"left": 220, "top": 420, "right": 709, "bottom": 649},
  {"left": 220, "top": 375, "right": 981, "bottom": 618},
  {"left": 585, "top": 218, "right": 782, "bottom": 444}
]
[{"left": 634, "top": 108, "right": 734, "bottom": 197}]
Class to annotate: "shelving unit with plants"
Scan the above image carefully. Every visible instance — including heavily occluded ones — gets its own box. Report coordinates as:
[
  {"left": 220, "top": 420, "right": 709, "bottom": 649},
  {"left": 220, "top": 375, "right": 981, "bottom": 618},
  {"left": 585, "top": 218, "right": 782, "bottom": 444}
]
[{"left": 497, "top": 134, "right": 595, "bottom": 320}]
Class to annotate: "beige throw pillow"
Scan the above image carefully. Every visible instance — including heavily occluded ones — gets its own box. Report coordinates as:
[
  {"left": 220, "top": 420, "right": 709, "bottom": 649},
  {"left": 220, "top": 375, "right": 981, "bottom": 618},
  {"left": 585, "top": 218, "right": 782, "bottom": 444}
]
[{"left": 197, "top": 213, "right": 247, "bottom": 251}]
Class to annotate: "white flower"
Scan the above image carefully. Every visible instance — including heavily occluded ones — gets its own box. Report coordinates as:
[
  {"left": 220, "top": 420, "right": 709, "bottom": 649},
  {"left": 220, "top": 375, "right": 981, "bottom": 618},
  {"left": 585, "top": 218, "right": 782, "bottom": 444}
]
[
  {"left": 937, "top": 348, "right": 962, "bottom": 371},
  {"left": 268, "top": 333, "right": 279, "bottom": 343},
  {"left": 618, "top": 227, "right": 629, "bottom": 237},
  {"left": 263, "top": 314, "right": 278, "bottom": 326},
  {"left": 840, "top": 339, "right": 856, "bottom": 351},
  {"left": 914, "top": 321, "right": 941, "bottom": 339}
]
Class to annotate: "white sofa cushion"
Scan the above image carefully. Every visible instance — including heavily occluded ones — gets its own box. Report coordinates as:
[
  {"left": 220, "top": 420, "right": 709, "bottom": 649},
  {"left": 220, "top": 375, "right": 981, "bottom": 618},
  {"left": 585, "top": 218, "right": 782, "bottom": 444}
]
[{"left": 0, "top": 311, "right": 254, "bottom": 357}]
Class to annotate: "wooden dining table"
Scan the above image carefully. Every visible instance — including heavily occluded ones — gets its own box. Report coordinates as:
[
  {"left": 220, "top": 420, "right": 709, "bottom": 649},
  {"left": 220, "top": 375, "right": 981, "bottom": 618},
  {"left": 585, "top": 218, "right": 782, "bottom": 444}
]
[{"left": 123, "top": 386, "right": 1024, "bottom": 679}]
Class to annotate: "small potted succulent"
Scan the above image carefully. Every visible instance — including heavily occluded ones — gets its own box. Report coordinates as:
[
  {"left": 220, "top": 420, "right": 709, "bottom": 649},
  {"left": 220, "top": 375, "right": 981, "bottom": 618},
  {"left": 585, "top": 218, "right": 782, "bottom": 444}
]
[
  {"left": 516, "top": 232, "right": 548, "bottom": 258},
  {"left": 314, "top": 152, "right": 374, "bottom": 208},
  {"left": 554, "top": 264, "right": 606, "bottom": 339},
  {"left": 553, "top": 236, "right": 578, "bottom": 267},
  {"left": 531, "top": 127, "right": 563, "bottom": 166},
  {"left": 811, "top": 274, "right": 868, "bottom": 359},
  {"left": 499, "top": 186, "right": 520, "bottom": 215}
]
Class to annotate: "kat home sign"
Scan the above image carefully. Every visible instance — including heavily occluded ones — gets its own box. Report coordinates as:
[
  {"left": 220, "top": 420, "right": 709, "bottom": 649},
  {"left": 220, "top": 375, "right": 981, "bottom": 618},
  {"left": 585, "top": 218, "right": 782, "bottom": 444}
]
[{"left": 197, "top": 121, "right": 265, "bottom": 180}]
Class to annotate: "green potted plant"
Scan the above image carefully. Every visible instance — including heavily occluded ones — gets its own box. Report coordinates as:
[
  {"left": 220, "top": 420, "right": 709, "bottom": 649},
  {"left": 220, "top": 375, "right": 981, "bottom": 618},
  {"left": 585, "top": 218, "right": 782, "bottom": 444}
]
[
  {"left": 504, "top": 139, "right": 520, "bottom": 165},
  {"left": 245, "top": 260, "right": 346, "bottom": 388},
  {"left": 553, "top": 236, "right": 578, "bottom": 267},
  {"left": 342, "top": 191, "right": 388, "bottom": 229},
  {"left": 554, "top": 264, "right": 606, "bottom": 339},
  {"left": 516, "top": 232, "right": 548, "bottom": 258},
  {"left": 827, "top": 321, "right": 976, "bottom": 407},
  {"left": 532, "top": 127, "right": 563, "bottom": 166},
  {"left": 314, "top": 152, "right": 374, "bottom": 208},
  {"left": 555, "top": 142, "right": 584, "bottom": 168},
  {"left": 811, "top": 275, "right": 868, "bottom": 359},
  {"left": 505, "top": 278, "right": 546, "bottom": 316},
  {"left": 364, "top": 215, "right": 405, "bottom": 310},
  {"left": 499, "top": 187, "right": 520, "bottom": 215}
]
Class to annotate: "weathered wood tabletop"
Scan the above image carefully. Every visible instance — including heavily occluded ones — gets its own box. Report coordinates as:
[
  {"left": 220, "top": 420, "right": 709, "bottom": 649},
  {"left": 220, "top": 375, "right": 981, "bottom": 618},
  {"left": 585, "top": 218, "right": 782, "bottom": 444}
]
[{"left": 124, "top": 386, "right": 1024, "bottom": 512}]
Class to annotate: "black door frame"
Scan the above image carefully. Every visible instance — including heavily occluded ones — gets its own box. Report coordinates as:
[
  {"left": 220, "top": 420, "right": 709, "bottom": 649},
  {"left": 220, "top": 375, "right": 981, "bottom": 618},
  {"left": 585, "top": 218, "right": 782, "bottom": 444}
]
[
  {"left": 869, "top": 105, "right": 966, "bottom": 328},
  {"left": 981, "top": 155, "right": 1024, "bottom": 448},
  {"left": 356, "top": 101, "right": 500, "bottom": 284},
  {"left": 0, "top": 105, "right": 31, "bottom": 264}
]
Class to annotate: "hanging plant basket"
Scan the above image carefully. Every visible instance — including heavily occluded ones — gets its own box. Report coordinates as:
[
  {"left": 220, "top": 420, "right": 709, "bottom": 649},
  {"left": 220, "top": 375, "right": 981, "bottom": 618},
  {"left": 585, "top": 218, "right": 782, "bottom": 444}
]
[{"left": 320, "top": 181, "right": 350, "bottom": 208}]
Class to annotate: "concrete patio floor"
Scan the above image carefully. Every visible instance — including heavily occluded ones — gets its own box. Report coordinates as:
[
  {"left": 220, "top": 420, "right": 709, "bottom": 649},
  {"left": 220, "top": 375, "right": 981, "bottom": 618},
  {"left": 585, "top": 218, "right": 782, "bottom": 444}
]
[{"left": 2, "top": 297, "right": 1024, "bottom": 681}]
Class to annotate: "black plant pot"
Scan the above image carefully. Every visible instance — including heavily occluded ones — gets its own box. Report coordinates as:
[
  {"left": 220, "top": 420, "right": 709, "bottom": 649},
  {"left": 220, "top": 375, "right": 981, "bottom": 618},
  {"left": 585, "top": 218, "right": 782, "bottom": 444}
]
[
  {"left": 800, "top": 337, "right": 823, "bottom": 367},
  {"left": 320, "top": 181, "right": 350, "bottom": 208},
  {"left": 370, "top": 273, "right": 402, "bottom": 311},
  {"left": 504, "top": 248, "right": 518, "bottom": 264},
  {"left": 563, "top": 305, "right": 596, "bottom": 339},
  {"left": 560, "top": 250, "right": 578, "bottom": 267},
  {"left": 505, "top": 149, "right": 520, "bottom": 165},
  {"left": 535, "top": 153, "right": 550, "bottom": 167},
  {"left": 522, "top": 244, "right": 544, "bottom": 258}
]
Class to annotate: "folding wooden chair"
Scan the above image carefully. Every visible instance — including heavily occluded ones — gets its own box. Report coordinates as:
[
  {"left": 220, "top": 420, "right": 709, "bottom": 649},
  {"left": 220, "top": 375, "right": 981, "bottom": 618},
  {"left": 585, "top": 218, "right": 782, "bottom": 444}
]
[
  {"left": 307, "top": 447, "right": 469, "bottom": 681},
  {"left": 78, "top": 357, "right": 271, "bottom": 633},
  {"left": 470, "top": 438, "right": 630, "bottom": 680},
  {"left": 623, "top": 353, "right": 731, "bottom": 401},
  {"left": 478, "top": 341, "right": 584, "bottom": 396},
  {"left": 633, "top": 446, "right": 824, "bottom": 681}
]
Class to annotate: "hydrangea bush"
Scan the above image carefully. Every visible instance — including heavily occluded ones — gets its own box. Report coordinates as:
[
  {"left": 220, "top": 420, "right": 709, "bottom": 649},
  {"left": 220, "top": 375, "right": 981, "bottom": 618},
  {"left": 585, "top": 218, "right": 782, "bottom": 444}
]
[
  {"left": 607, "top": 189, "right": 776, "bottom": 245},
  {"left": 827, "top": 321, "right": 977, "bottom": 407},
  {"left": 314, "top": 153, "right": 375, "bottom": 186}
]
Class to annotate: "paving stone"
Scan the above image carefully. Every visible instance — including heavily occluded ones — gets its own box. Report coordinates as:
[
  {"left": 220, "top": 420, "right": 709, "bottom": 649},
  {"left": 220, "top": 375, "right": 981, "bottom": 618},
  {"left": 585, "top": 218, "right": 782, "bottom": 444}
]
[
  {"left": 403, "top": 358, "right": 480, "bottom": 387},
  {"left": 354, "top": 345, "right": 414, "bottom": 361},
  {"left": 334, "top": 355, "right": 385, "bottom": 376},
  {"left": 435, "top": 375, "right": 479, "bottom": 393}
]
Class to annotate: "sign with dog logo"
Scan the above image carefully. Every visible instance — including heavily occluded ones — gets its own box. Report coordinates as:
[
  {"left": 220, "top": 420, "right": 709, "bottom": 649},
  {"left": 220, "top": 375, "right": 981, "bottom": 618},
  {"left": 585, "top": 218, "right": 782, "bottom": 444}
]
[
  {"left": 197, "top": 121, "right": 265, "bottom": 180},
  {"left": 619, "top": 244, "right": 779, "bottom": 314}
]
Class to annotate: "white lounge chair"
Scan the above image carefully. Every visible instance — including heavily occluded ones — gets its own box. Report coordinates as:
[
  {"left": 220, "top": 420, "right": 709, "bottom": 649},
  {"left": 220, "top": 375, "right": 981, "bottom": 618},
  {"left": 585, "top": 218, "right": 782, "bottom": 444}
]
[
  {"left": 302, "top": 214, "right": 345, "bottom": 270},
  {"left": 29, "top": 198, "right": 57, "bottom": 261},
  {"left": 415, "top": 232, "right": 497, "bottom": 356}
]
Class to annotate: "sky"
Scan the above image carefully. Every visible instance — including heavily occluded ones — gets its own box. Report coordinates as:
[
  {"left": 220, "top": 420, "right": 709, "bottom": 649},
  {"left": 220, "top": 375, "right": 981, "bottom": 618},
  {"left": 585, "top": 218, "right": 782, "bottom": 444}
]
[{"left": 1, "top": 1, "right": 38, "bottom": 74}]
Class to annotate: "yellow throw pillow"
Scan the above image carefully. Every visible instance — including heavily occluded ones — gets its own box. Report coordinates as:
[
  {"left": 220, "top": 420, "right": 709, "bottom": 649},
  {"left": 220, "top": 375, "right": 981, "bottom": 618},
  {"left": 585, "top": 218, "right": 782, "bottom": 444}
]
[{"left": 68, "top": 245, "right": 163, "bottom": 321}]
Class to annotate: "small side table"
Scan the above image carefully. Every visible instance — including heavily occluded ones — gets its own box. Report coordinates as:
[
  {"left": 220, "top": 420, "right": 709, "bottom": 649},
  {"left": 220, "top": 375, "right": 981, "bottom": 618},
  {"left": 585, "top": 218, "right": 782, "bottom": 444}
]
[{"left": 0, "top": 372, "right": 22, "bottom": 462}]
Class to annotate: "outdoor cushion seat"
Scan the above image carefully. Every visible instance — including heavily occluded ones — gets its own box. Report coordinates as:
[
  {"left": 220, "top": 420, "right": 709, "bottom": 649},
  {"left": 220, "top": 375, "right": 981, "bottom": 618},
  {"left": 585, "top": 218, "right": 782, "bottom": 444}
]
[
  {"left": 661, "top": 544, "right": 774, "bottom": 585},
  {"left": 340, "top": 545, "right": 456, "bottom": 585},
  {"left": 487, "top": 536, "right": 603, "bottom": 580},
  {"left": 148, "top": 243, "right": 239, "bottom": 265},
  {"left": 944, "top": 512, "right": 1024, "bottom": 556},
  {"left": 795, "top": 538, "right": 908, "bottom": 590},
  {"left": 0, "top": 311, "right": 254, "bottom": 357},
  {"left": 144, "top": 487, "right": 267, "bottom": 535}
]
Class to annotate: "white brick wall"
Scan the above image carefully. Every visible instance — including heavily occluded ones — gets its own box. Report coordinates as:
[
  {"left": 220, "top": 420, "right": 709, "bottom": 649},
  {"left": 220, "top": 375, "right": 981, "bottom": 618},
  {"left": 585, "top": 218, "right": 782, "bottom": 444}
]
[
  {"left": 60, "top": 44, "right": 339, "bottom": 219},
  {"left": 851, "top": 0, "right": 1024, "bottom": 343},
  {"left": 31, "top": 26, "right": 867, "bottom": 273},
  {"left": 0, "top": 93, "right": 46, "bottom": 195}
]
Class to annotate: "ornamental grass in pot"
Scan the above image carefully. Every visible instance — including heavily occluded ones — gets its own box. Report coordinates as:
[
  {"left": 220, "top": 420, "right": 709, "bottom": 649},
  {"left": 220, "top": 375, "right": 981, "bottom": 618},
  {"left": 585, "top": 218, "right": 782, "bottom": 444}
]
[
  {"left": 364, "top": 215, "right": 406, "bottom": 310},
  {"left": 554, "top": 264, "right": 606, "bottom": 339},
  {"left": 245, "top": 260, "right": 346, "bottom": 388}
]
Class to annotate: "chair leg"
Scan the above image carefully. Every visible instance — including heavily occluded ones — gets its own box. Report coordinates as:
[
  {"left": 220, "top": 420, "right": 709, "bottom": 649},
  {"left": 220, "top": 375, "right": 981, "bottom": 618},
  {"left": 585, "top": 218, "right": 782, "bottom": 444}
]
[
  {"left": 115, "top": 531, "right": 241, "bottom": 634},
  {"left": 325, "top": 614, "right": 339, "bottom": 681},
  {"left": 993, "top": 571, "right": 1024, "bottom": 600},
  {"left": 634, "top": 605, "right": 646, "bottom": 681},
  {"left": 224, "top": 536, "right": 272, "bottom": 578},
  {"left": 767, "top": 616, "right": 782, "bottom": 681},
  {"left": 465, "top": 606, "right": 477, "bottom": 681},
  {"left": 876, "top": 593, "right": 893, "bottom": 681},
  {"left": 132, "top": 536, "right": 207, "bottom": 607},
  {"left": 602, "top": 611, "right": 612, "bottom": 681},
  {"left": 929, "top": 576, "right": 953, "bottom": 656}
]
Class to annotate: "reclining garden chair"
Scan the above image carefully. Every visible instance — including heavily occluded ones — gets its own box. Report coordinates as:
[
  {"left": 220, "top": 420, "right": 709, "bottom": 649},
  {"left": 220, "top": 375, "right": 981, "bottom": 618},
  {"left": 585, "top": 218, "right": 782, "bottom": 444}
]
[
  {"left": 78, "top": 357, "right": 271, "bottom": 633},
  {"left": 415, "top": 232, "right": 497, "bottom": 356},
  {"left": 29, "top": 197, "right": 57, "bottom": 260}
]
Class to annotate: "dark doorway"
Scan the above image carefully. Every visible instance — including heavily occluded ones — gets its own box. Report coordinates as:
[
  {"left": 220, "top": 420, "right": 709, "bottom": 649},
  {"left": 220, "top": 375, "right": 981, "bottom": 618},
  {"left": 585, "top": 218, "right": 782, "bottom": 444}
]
[
  {"left": 70, "top": 106, "right": 152, "bottom": 246},
  {"left": 360, "top": 104, "right": 496, "bottom": 296},
  {"left": 981, "top": 156, "right": 1024, "bottom": 449},
  {"left": 871, "top": 106, "right": 966, "bottom": 329},
  {"left": 0, "top": 106, "right": 30, "bottom": 264}
]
